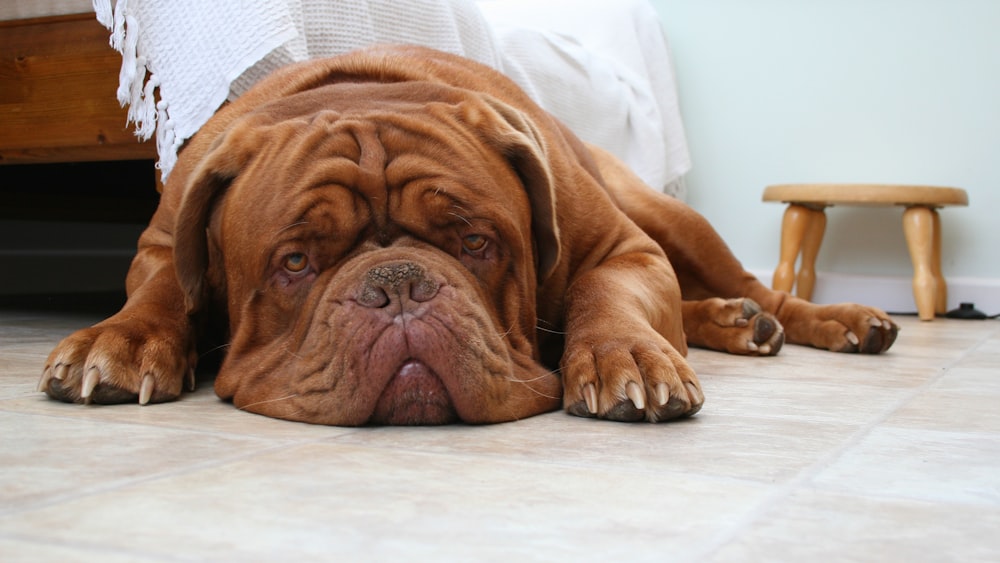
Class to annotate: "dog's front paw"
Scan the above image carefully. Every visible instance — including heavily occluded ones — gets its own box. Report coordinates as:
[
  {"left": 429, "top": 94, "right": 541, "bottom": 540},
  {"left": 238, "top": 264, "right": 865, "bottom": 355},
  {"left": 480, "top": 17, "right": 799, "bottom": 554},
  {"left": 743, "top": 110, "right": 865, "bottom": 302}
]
[
  {"left": 561, "top": 331, "right": 703, "bottom": 422},
  {"left": 39, "top": 316, "right": 196, "bottom": 405}
]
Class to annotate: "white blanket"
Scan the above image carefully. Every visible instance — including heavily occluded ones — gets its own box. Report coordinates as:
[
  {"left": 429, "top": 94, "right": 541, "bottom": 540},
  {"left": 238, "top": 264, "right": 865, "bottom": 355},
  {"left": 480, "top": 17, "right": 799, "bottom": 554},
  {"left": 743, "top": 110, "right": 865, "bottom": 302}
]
[
  {"left": 478, "top": 0, "right": 690, "bottom": 196},
  {"left": 93, "top": 0, "right": 689, "bottom": 195}
]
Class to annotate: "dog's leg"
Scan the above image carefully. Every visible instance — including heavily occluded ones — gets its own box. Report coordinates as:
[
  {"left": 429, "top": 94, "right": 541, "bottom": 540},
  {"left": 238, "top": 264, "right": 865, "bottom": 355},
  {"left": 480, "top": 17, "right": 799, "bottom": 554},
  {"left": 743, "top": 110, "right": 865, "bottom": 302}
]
[
  {"left": 650, "top": 199, "right": 897, "bottom": 353},
  {"left": 557, "top": 236, "right": 705, "bottom": 422},
  {"left": 39, "top": 237, "right": 197, "bottom": 405},
  {"left": 590, "top": 145, "right": 897, "bottom": 354}
]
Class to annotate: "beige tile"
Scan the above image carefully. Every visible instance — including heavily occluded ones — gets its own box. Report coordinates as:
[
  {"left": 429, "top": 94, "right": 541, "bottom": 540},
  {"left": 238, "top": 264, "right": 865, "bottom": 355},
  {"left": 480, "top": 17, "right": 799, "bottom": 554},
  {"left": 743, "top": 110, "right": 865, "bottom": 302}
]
[
  {"left": 330, "top": 410, "right": 861, "bottom": 484},
  {"left": 954, "top": 332, "right": 1000, "bottom": 369},
  {"left": 0, "top": 354, "right": 44, "bottom": 401},
  {"left": 1, "top": 308, "right": 998, "bottom": 561},
  {"left": 0, "top": 312, "right": 98, "bottom": 344},
  {"left": 689, "top": 341, "right": 946, "bottom": 390},
  {"left": 810, "top": 426, "right": 1000, "bottom": 505},
  {"left": 0, "top": 410, "right": 278, "bottom": 511},
  {"left": 696, "top": 374, "right": 911, "bottom": 425},
  {"left": 928, "top": 364, "right": 1000, "bottom": 395},
  {"left": 0, "top": 538, "right": 161, "bottom": 563},
  {"left": 0, "top": 442, "right": 771, "bottom": 561},
  {"left": 884, "top": 367, "right": 1000, "bottom": 433},
  {"left": 0, "top": 385, "right": 355, "bottom": 441},
  {"left": 707, "top": 489, "right": 1000, "bottom": 562}
]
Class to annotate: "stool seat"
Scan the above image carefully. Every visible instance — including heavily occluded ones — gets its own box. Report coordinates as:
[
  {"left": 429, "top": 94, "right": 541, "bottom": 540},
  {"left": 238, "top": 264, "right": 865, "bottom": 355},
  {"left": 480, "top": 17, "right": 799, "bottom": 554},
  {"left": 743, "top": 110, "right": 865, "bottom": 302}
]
[
  {"left": 762, "top": 183, "right": 969, "bottom": 321},
  {"left": 763, "top": 183, "right": 969, "bottom": 207}
]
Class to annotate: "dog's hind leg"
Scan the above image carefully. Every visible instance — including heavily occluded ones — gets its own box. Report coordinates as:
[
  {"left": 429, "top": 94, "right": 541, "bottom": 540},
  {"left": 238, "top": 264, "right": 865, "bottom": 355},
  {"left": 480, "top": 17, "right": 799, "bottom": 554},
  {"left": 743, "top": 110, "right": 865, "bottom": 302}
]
[
  {"left": 680, "top": 297, "right": 784, "bottom": 356},
  {"left": 589, "top": 144, "right": 897, "bottom": 354}
]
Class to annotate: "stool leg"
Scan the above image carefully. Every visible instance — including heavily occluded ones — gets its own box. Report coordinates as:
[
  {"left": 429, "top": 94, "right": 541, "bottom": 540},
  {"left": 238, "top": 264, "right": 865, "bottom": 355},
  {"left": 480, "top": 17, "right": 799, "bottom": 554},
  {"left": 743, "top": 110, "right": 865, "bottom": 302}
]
[
  {"left": 772, "top": 204, "right": 813, "bottom": 294},
  {"left": 795, "top": 207, "right": 826, "bottom": 301},
  {"left": 902, "top": 206, "right": 938, "bottom": 321},
  {"left": 930, "top": 209, "right": 947, "bottom": 315}
]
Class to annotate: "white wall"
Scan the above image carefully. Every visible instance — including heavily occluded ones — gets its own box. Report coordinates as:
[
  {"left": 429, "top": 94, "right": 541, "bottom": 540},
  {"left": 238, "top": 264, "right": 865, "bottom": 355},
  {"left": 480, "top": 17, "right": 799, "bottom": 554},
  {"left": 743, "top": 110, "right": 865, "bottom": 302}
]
[{"left": 650, "top": 0, "right": 1000, "bottom": 312}]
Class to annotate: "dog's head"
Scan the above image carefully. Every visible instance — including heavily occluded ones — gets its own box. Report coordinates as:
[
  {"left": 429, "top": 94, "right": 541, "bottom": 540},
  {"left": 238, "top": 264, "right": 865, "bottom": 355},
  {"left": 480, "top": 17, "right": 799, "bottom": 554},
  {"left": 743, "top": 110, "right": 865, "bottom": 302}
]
[{"left": 171, "top": 81, "right": 564, "bottom": 425}]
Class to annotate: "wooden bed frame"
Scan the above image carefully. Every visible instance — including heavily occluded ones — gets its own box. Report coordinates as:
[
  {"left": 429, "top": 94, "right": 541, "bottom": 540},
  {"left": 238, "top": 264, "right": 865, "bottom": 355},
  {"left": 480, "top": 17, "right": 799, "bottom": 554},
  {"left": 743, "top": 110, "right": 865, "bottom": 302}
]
[
  {"left": 0, "top": 13, "right": 158, "bottom": 221},
  {"left": 0, "top": 13, "right": 156, "bottom": 164}
]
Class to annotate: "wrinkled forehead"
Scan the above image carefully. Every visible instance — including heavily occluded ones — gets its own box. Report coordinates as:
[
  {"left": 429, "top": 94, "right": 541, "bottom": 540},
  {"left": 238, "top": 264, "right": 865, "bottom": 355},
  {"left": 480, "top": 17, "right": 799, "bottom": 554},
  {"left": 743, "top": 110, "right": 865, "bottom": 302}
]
[
  {"left": 215, "top": 81, "right": 526, "bottom": 242},
  {"left": 244, "top": 81, "right": 503, "bottom": 170}
]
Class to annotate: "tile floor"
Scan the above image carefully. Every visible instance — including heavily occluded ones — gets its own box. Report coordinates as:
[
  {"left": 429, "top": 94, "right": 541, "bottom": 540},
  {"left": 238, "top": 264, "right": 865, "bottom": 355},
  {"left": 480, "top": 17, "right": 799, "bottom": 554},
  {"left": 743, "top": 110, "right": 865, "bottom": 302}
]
[{"left": 1, "top": 301, "right": 998, "bottom": 562}]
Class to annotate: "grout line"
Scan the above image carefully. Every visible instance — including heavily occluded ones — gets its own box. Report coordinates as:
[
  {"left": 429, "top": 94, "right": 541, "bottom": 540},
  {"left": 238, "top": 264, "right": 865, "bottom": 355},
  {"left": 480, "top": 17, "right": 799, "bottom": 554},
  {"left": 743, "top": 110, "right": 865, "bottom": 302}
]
[
  {"left": 0, "top": 440, "right": 313, "bottom": 520},
  {"left": 689, "top": 323, "right": 998, "bottom": 561},
  {"left": 0, "top": 531, "right": 186, "bottom": 563}
]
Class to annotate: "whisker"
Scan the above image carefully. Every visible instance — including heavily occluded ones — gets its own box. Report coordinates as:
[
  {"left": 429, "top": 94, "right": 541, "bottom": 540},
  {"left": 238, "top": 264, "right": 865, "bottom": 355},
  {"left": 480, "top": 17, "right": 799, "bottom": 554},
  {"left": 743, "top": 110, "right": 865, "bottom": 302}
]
[
  {"left": 497, "top": 323, "right": 515, "bottom": 339},
  {"left": 447, "top": 211, "right": 473, "bottom": 227},
  {"left": 282, "top": 342, "right": 307, "bottom": 361},
  {"left": 276, "top": 221, "right": 310, "bottom": 235},
  {"left": 200, "top": 343, "right": 230, "bottom": 355},
  {"left": 237, "top": 393, "right": 300, "bottom": 411},
  {"left": 503, "top": 366, "right": 563, "bottom": 401},
  {"left": 504, "top": 382, "right": 562, "bottom": 401}
]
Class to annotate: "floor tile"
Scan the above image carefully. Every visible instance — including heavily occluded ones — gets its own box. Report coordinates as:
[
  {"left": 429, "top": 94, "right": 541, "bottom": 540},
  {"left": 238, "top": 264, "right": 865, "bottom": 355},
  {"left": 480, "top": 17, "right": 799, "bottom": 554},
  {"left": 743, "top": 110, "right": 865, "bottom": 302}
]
[
  {"left": 884, "top": 367, "right": 1000, "bottom": 433},
  {"left": 330, "top": 410, "right": 861, "bottom": 484},
  {"left": 810, "top": 426, "right": 1000, "bottom": 506},
  {"left": 1, "top": 307, "right": 998, "bottom": 561},
  {"left": 0, "top": 538, "right": 167, "bottom": 563},
  {"left": 707, "top": 489, "right": 1000, "bottom": 563},
  {"left": 0, "top": 442, "right": 771, "bottom": 562},
  {"left": 693, "top": 372, "right": 912, "bottom": 425},
  {"left": 1, "top": 385, "right": 357, "bottom": 441},
  {"left": 0, "top": 410, "right": 277, "bottom": 513},
  {"left": 689, "top": 341, "right": 947, "bottom": 390}
]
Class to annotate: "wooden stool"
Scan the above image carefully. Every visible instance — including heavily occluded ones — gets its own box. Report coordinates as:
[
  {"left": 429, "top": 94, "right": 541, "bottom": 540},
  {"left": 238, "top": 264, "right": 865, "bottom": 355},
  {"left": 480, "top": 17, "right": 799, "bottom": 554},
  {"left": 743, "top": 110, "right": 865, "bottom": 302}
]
[{"left": 762, "top": 184, "right": 969, "bottom": 321}]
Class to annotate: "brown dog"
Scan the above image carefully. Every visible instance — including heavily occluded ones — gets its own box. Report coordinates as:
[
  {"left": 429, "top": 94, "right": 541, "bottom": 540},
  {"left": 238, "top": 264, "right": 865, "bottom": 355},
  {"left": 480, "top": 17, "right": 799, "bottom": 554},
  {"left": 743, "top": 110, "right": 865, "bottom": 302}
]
[{"left": 39, "top": 46, "right": 897, "bottom": 425}]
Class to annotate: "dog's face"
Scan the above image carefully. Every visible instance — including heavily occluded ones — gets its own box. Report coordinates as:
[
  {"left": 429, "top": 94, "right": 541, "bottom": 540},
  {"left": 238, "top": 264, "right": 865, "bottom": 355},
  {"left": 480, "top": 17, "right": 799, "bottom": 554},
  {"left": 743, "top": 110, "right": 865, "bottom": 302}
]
[{"left": 171, "top": 83, "right": 563, "bottom": 425}]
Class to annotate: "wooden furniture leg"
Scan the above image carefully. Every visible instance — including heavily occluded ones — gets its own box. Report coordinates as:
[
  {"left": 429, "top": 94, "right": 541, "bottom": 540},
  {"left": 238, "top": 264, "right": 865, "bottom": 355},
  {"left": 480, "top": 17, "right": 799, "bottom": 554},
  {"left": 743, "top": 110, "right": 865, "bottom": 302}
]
[
  {"left": 772, "top": 204, "right": 812, "bottom": 294},
  {"left": 795, "top": 206, "right": 826, "bottom": 301},
  {"left": 902, "top": 206, "right": 938, "bottom": 321},
  {"left": 764, "top": 184, "right": 967, "bottom": 321},
  {"left": 930, "top": 209, "right": 947, "bottom": 315}
]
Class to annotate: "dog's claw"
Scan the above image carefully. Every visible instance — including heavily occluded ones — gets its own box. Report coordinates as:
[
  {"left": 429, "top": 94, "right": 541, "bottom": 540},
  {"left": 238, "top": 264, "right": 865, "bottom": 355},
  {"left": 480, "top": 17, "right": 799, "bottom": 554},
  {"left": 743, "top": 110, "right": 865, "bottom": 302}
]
[
  {"left": 81, "top": 367, "right": 100, "bottom": 403},
  {"left": 54, "top": 363, "right": 68, "bottom": 381},
  {"left": 583, "top": 383, "right": 598, "bottom": 414},
  {"left": 846, "top": 331, "right": 860, "bottom": 346},
  {"left": 742, "top": 298, "right": 762, "bottom": 317},
  {"left": 654, "top": 382, "right": 669, "bottom": 406},
  {"left": 685, "top": 382, "right": 704, "bottom": 415},
  {"left": 625, "top": 381, "right": 645, "bottom": 410},
  {"left": 186, "top": 368, "right": 196, "bottom": 392},
  {"left": 139, "top": 373, "right": 155, "bottom": 405},
  {"left": 38, "top": 368, "right": 53, "bottom": 393}
]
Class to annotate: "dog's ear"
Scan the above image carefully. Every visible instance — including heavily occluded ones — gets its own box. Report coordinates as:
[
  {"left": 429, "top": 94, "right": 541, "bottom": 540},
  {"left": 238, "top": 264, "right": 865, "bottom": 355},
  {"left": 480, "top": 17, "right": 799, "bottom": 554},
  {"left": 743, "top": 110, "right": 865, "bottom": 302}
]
[
  {"left": 461, "top": 96, "right": 562, "bottom": 282},
  {"left": 173, "top": 116, "right": 266, "bottom": 314}
]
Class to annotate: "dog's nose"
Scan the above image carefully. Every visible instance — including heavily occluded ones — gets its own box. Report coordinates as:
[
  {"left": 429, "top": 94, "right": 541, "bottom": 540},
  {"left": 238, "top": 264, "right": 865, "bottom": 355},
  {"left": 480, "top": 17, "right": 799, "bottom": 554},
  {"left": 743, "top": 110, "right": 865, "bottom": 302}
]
[{"left": 357, "top": 262, "right": 440, "bottom": 308}]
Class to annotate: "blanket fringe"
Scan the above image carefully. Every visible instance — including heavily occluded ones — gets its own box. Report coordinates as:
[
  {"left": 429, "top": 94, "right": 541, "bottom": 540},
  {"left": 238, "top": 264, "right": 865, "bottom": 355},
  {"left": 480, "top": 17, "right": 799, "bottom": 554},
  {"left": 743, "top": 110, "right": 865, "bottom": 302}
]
[
  {"left": 92, "top": 0, "right": 175, "bottom": 176},
  {"left": 92, "top": 0, "right": 113, "bottom": 28}
]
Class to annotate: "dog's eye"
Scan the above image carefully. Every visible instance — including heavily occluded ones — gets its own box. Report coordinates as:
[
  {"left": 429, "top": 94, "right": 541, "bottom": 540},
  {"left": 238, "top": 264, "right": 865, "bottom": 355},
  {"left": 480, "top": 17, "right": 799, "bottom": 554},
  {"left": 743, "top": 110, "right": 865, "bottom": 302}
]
[
  {"left": 283, "top": 253, "right": 309, "bottom": 273},
  {"left": 462, "top": 234, "right": 488, "bottom": 254}
]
